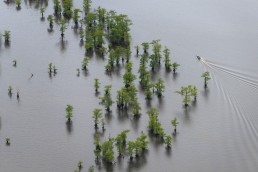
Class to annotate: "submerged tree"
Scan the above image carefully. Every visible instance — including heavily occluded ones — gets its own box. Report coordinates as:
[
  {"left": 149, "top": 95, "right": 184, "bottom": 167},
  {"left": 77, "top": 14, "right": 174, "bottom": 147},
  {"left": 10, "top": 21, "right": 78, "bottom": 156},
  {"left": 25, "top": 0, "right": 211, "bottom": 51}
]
[
  {"left": 15, "top": 0, "right": 21, "bottom": 9},
  {"left": 40, "top": 7, "right": 45, "bottom": 18},
  {"left": 94, "top": 78, "right": 100, "bottom": 93},
  {"left": 101, "top": 138, "right": 115, "bottom": 163},
  {"left": 164, "top": 135, "right": 173, "bottom": 149},
  {"left": 47, "top": 15, "right": 54, "bottom": 30},
  {"left": 73, "top": 8, "right": 82, "bottom": 26},
  {"left": 191, "top": 86, "right": 198, "bottom": 101},
  {"left": 100, "top": 85, "right": 113, "bottom": 111},
  {"left": 175, "top": 85, "right": 194, "bottom": 107},
  {"left": 201, "top": 71, "right": 211, "bottom": 88},
  {"left": 8, "top": 85, "right": 13, "bottom": 95},
  {"left": 62, "top": 0, "right": 73, "bottom": 19},
  {"left": 172, "top": 62, "right": 180, "bottom": 73},
  {"left": 83, "top": 0, "right": 92, "bottom": 15},
  {"left": 94, "top": 134, "right": 102, "bottom": 161},
  {"left": 65, "top": 104, "right": 73, "bottom": 121},
  {"left": 164, "top": 47, "right": 172, "bottom": 69},
  {"left": 171, "top": 117, "right": 179, "bottom": 133},
  {"left": 155, "top": 78, "right": 165, "bottom": 97},
  {"left": 59, "top": 19, "right": 67, "bottom": 40},
  {"left": 81, "top": 57, "right": 89, "bottom": 70},
  {"left": 3, "top": 30, "right": 11, "bottom": 43},
  {"left": 53, "top": 0, "right": 62, "bottom": 15},
  {"left": 92, "top": 108, "right": 102, "bottom": 128},
  {"left": 141, "top": 42, "right": 149, "bottom": 54}
]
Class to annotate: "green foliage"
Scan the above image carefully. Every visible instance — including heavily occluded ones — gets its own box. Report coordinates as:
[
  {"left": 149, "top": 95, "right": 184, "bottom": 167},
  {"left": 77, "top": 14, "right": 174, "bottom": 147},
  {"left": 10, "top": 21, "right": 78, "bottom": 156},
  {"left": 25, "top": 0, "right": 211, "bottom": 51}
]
[
  {"left": 47, "top": 15, "right": 54, "bottom": 29},
  {"left": 94, "top": 134, "right": 102, "bottom": 160},
  {"left": 40, "top": 7, "right": 45, "bottom": 18},
  {"left": 172, "top": 62, "right": 180, "bottom": 73},
  {"left": 141, "top": 42, "right": 149, "bottom": 53},
  {"left": 164, "top": 135, "right": 173, "bottom": 148},
  {"left": 107, "top": 12, "right": 132, "bottom": 46},
  {"left": 201, "top": 71, "right": 211, "bottom": 87},
  {"left": 151, "top": 40, "right": 162, "bottom": 64},
  {"left": 147, "top": 108, "right": 164, "bottom": 137},
  {"left": 126, "top": 132, "right": 149, "bottom": 159},
  {"left": 94, "top": 78, "right": 100, "bottom": 92},
  {"left": 59, "top": 19, "right": 67, "bottom": 40},
  {"left": 100, "top": 85, "right": 113, "bottom": 111},
  {"left": 155, "top": 78, "right": 165, "bottom": 97},
  {"left": 176, "top": 85, "right": 197, "bottom": 107},
  {"left": 62, "top": 0, "right": 73, "bottom": 18},
  {"left": 3, "top": 30, "right": 10, "bottom": 43},
  {"left": 81, "top": 57, "right": 89, "bottom": 70},
  {"left": 65, "top": 104, "right": 73, "bottom": 121},
  {"left": 54, "top": 0, "right": 62, "bottom": 14},
  {"left": 171, "top": 117, "right": 179, "bottom": 133},
  {"left": 88, "top": 165, "right": 94, "bottom": 172},
  {"left": 163, "top": 47, "right": 172, "bottom": 69},
  {"left": 92, "top": 108, "right": 102, "bottom": 127},
  {"left": 73, "top": 8, "right": 82, "bottom": 26},
  {"left": 123, "top": 62, "right": 136, "bottom": 88},
  {"left": 83, "top": 0, "right": 92, "bottom": 15},
  {"left": 191, "top": 86, "right": 198, "bottom": 100},
  {"left": 8, "top": 85, "right": 13, "bottom": 94},
  {"left": 78, "top": 161, "right": 83, "bottom": 169},
  {"left": 15, "top": 0, "right": 21, "bottom": 8},
  {"left": 101, "top": 138, "right": 115, "bottom": 163}
]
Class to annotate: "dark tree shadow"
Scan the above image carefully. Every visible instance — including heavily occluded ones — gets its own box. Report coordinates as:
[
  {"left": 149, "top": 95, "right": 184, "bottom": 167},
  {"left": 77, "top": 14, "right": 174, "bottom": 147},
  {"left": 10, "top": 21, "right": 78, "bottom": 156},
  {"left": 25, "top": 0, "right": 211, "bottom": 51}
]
[
  {"left": 66, "top": 120, "right": 73, "bottom": 134},
  {"left": 40, "top": 17, "right": 45, "bottom": 22},
  {"left": 172, "top": 72, "right": 179, "bottom": 81}
]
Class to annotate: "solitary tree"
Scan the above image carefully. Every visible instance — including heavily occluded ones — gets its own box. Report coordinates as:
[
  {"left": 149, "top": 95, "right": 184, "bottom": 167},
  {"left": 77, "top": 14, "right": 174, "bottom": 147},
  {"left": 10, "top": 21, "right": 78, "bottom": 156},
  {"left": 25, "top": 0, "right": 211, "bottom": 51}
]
[
  {"left": 201, "top": 71, "right": 211, "bottom": 88},
  {"left": 47, "top": 15, "right": 54, "bottom": 30},
  {"left": 40, "top": 7, "right": 45, "bottom": 18},
  {"left": 65, "top": 104, "right": 73, "bottom": 121},
  {"left": 59, "top": 19, "right": 67, "bottom": 40},
  {"left": 3, "top": 31, "right": 11, "bottom": 43},
  {"left": 81, "top": 57, "right": 89, "bottom": 70},
  {"left": 172, "top": 62, "right": 180, "bottom": 73},
  {"left": 94, "top": 78, "right": 100, "bottom": 93},
  {"left": 78, "top": 161, "right": 83, "bottom": 169},
  {"left": 92, "top": 108, "right": 102, "bottom": 128},
  {"left": 8, "top": 85, "right": 13, "bottom": 95},
  {"left": 171, "top": 117, "right": 179, "bottom": 133},
  {"left": 5, "top": 138, "right": 10, "bottom": 145},
  {"left": 15, "top": 0, "right": 21, "bottom": 9}
]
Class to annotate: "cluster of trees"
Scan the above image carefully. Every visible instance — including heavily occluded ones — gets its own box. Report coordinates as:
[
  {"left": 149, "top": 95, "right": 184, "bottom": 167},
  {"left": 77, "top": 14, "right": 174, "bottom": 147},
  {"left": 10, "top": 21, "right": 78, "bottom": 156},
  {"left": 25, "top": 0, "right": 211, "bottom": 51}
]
[
  {"left": 48, "top": 63, "right": 57, "bottom": 75},
  {"left": 175, "top": 85, "right": 198, "bottom": 107},
  {"left": 93, "top": 130, "right": 149, "bottom": 163},
  {"left": 136, "top": 40, "right": 180, "bottom": 73}
]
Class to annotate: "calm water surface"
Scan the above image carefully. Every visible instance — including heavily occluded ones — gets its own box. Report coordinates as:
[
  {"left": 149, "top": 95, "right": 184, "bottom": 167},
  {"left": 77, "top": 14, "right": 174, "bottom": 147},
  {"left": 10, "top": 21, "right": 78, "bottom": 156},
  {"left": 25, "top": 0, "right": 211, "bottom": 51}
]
[{"left": 0, "top": 0, "right": 258, "bottom": 171}]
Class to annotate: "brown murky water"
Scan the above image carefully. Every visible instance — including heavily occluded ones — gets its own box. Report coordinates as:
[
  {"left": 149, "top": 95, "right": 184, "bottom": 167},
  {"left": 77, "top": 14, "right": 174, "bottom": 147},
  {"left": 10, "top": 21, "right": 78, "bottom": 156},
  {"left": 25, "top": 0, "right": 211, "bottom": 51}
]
[{"left": 1, "top": 0, "right": 258, "bottom": 171}]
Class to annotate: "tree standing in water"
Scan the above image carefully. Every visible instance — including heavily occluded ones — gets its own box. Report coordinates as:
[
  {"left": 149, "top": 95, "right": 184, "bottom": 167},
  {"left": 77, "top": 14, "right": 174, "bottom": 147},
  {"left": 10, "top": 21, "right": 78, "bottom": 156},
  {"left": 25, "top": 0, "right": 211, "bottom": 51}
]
[
  {"left": 201, "top": 71, "right": 211, "bottom": 88},
  {"left": 47, "top": 15, "right": 54, "bottom": 30},
  {"left": 171, "top": 117, "right": 179, "bottom": 133},
  {"left": 59, "top": 19, "right": 67, "bottom": 40},
  {"left": 65, "top": 104, "right": 73, "bottom": 121},
  {"left": 40, "top": 7, "right": 45, "bottom": 18},
  {"left": 92, "top": 108, "right": 102, "bottom": 128}
]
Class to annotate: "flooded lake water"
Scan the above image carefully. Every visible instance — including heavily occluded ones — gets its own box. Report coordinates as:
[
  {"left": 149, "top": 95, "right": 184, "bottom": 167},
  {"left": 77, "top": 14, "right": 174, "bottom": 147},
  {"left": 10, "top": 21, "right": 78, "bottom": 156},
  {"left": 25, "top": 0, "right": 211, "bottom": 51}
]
[{"left": 1, "top": 0, "right": 258, "bottom": 171}]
